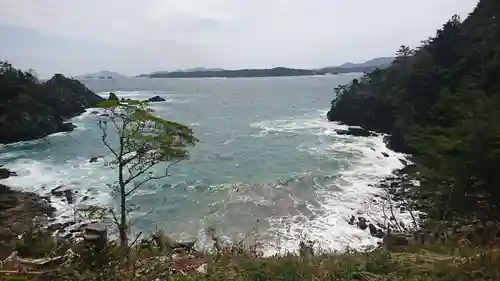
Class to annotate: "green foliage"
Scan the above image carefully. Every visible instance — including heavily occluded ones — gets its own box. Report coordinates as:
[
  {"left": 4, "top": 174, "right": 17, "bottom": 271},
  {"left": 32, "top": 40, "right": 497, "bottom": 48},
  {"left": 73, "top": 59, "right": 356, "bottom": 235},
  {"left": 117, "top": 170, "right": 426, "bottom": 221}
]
[
  {"left": 97, "top": 99, "right": 198, "bottom": 246},
  {"left": 327, "top": 0, "right": 500, "bottom": 224}
]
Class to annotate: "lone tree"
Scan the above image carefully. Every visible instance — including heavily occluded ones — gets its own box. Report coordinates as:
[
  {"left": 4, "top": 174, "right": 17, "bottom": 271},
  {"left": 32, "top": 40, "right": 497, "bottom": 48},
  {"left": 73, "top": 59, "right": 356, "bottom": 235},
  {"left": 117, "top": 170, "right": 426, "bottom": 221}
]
[{"left": 98, "top": 99, "right": 198, "bottom": 246}]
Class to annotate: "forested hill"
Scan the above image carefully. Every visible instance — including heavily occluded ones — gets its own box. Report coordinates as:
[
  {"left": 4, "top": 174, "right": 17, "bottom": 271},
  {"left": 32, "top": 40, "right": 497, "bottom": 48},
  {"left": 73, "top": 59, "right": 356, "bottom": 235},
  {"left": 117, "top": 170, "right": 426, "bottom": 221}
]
[
  {"left": 0, "top": 61, "right": 104, "bottom": 144},
  {"left": 327, "top": 0, "right": 500, "bottom": 223}
]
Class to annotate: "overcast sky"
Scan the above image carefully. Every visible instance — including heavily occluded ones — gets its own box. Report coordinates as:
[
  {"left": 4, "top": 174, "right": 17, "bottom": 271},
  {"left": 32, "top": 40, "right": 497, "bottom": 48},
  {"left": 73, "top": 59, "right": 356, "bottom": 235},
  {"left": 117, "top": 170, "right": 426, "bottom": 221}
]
[{"left": 0, "top": 0, "right": 478, "bottom": 77}]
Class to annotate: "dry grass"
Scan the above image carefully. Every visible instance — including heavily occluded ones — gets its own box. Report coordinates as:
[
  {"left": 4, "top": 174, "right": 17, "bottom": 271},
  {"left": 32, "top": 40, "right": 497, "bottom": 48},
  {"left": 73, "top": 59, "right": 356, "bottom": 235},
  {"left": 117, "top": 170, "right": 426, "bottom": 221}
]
[{"left": 3, "top": 231, "right": 500, "bottom": 281}]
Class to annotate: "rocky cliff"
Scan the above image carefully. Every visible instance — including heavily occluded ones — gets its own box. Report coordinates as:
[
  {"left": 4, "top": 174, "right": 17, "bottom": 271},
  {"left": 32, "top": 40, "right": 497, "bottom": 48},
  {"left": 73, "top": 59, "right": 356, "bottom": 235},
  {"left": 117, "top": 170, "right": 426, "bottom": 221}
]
[{"left": 0, "top": 62, "right": 104, "bottom": 144}]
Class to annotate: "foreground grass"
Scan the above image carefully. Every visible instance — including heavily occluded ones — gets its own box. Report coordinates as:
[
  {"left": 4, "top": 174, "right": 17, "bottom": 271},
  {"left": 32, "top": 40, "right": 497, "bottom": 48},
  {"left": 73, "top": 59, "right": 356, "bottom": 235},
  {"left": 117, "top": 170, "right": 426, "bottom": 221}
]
[{"left": 5, "top": 237, "right": 500, "bottom": 281}]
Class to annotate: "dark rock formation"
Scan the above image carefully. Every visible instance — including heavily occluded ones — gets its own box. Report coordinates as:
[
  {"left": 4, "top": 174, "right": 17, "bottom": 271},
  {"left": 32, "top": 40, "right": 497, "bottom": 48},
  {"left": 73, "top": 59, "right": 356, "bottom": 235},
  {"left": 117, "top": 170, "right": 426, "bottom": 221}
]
[
  {"left": 381, "top": 152, "right": 390, "bottom": 158},
  {"left": 63, "top": 189, "right": 75, "bottom": 204},
  {"left": 0, "top": 167, "right": 17, "bottom": 180},
  {"left": 50, "top": 186, "right": 65, "bottom": 197},
  {"left": 0, "top": 184, "right": 55, "bottom": 256},
  {"left": 148, "top": 95, "right": 167, "bottom": 102},
  {"left": 58, "top": 122, "right": 76, "bottom": 132},
  {"left": 335, "top": 127, "right": 376, "bottom": 137},
  {"left": 89, "top": 157, "right": 99, "bottom": 163},
  {"left": 0, "top": 64, "right": 104, "bottom": 144},
  {"left": 357, "top": 217, "right": 368, "bottom": 230}
]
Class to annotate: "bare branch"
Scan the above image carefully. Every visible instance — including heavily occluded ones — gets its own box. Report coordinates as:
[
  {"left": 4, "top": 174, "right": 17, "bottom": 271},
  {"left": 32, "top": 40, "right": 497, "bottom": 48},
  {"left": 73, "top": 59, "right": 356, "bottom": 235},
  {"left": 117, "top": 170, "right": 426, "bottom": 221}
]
[
  {"left": 123, "top": 160, "right": 158, "bottom": 188},
  {"left": 109, "top": 208, "right": 121, "bottom": 228},
  {"left": 98, "top": 120, "right": 119, "bottom": 159},
  {"left": 125, "top": 159, "right": 181, "bottom": 197},
  {"left": 127, "top": 232, "right": 143, "bottom": 252}
]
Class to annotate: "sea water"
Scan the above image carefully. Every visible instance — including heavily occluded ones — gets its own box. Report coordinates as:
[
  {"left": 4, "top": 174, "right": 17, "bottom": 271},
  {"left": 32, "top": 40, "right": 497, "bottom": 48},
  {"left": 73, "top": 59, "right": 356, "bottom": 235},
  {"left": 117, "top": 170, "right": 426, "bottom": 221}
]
[{"left": 0, "top": 74, "right": 409, "bottom": 254}]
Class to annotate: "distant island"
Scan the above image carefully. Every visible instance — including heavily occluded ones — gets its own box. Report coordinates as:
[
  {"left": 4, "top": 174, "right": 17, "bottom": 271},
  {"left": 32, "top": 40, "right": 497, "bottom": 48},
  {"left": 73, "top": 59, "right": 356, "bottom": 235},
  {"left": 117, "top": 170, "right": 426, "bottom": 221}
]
[
  {"left": 138, "top": 57, "right": 394, "bottom": 78},
  {"left": 76, "top": 71, "right": 128, "bottom": 80}
]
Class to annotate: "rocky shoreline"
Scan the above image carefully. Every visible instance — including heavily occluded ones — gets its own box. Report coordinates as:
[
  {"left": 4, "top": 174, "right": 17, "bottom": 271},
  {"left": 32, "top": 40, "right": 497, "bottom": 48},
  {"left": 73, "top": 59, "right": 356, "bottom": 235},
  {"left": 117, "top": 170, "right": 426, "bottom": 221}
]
[
  {"left": 0, "top": 169, "right": 56, "bottom": 259},
  {"left": 336, "top": 126, "right": 419, "bottom": 240}
]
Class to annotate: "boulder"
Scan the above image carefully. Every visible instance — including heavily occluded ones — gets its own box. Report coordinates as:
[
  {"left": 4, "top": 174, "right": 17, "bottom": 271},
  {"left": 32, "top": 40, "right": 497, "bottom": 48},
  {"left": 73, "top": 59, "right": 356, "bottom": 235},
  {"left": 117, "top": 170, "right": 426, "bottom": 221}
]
[
  {"left": 48, "top": 223, "right": 64, "bottom": 232},
  {"left": 91, "top": 110, "right": 100, "bottom": 115},
  {"left": 83, "top": 223, "right": 107, "bottom": 251},
  {"left": 63, "top": 189, "right": 75, "bottom": 204},
  {"left": 369, "top": 223, "right": 385, "bottom": 238},
  {"left": 89, "top": 157, "right": 99, "bottom": 163},
  {"left": 348, "top": 215, "right": 355, "bottom": 225},
  {"left": 0, "top": 168, "right": 17, "bottom": 180},
  {"left": 58, "top": 123, "right": 76, "bottom": 132},
  {"left": 357, "top": 217, "right": 368, "bottom": 230},
  {"left": 381, "top": 152, "right": 390, "bottom": 158},
  {"left": 148, "top": 95, "right": 166, "bottom": 102},
  {"left": 335, "top": 127, "right": 376, "bottom": 137},
  {"left": 50, "top": 186, "right": 65, "bottom": 197}
]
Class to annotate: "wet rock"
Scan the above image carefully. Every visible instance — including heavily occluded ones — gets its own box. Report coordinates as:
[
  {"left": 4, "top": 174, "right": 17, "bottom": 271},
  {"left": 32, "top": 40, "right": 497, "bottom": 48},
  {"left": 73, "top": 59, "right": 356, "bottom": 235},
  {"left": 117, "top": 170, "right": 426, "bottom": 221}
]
[
  {"left": 91, "top": 110, "right": 99, "bottom": 115},
  {"left": 81, "top": 196, "right": 90, "bottom": 202},
  {"left": 69, "top": 228, "right": 81, "bottom": 234},
  {"left": 381, "top": 152, "right": 390, "bottom": 158},
  {"left": 0, "top": 168, "right": 17, "bottom": 179},
  {"left": 173, "top": 239, "right": 197, "bottom": 253},
  {"left": 369, "top": 223, "right": 377, "bottom": 236},
  {"left": 357, "top": 217, "right": 368, "bottom": 230},
  {"left": 400, "top": 207, "right": 406, "bottom": 213},
  {"left": 369, "top": 224, "right": 385, "bottom": 238},
  {"left": 89, "top": 157, "right": 99, "bottom": 163},
  {"left": 59, "top": 122, "right": 76, "bottom": 132},
  {"left": 148, "top": 95, "right": 166, "bottom": 102},
  {"left": 419, "top": 213, "right": 429, "bottom": 220},
  {"left": 100, "top": 113, "right": 110, "bottom": 117},
  {"left": 335, "top": 127, "right": 376, "bottom": 137},
  {"left": 63, "top": 190, "right": 74, "bottom": 204},
  {"left": 348, "top": 215, "right": 355, "bottom": 225},
  {"left": 50, "top": 186, "right": 65, "bottom": 197},
  {"left": 48, "top": 223, "right": 64, "bottom": 232}
]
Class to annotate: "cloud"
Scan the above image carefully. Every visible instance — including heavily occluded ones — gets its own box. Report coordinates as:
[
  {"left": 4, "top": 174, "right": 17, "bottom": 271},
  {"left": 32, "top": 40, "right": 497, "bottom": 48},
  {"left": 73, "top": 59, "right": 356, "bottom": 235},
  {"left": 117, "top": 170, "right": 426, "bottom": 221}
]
[{"left": 0, "top": 0, "right": 479, "bottom": 76}]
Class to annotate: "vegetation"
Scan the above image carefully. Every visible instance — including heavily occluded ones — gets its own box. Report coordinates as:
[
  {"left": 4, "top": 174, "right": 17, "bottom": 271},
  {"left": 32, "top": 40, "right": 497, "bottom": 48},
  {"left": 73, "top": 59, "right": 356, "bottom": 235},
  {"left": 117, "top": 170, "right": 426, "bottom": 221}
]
[
  {"left": 4, "top": 0, "right": 500, "bottom": 280},
  {"left": 328, "top": 0, "right": 500, "bottom": 226},
  {"left": 0, "top": 61, "right": 103, "bottom": 143},
  {"left": 97, "top": 100, "right": 198, "bottom": 246},
  {"left": 145, "top": 64, "right": 391, "bottom": 78}
]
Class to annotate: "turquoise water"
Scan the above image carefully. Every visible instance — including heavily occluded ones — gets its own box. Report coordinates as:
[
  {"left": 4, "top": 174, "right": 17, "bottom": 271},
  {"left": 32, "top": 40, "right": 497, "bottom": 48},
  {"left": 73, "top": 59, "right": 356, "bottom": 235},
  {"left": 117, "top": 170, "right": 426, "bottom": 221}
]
[{"left": 0, "top": 75, "right": 406, "bottom": 253}]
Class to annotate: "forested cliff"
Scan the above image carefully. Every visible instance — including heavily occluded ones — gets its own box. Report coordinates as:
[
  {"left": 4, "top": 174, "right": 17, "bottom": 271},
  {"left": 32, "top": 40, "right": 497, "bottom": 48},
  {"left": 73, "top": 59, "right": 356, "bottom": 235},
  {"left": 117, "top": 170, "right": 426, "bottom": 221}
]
[
  {"left": 0, "top": 62, "right": 103, "bottom": 144},
  {"left": 327, "top": 0, "right": 500, "bottom": 223}
]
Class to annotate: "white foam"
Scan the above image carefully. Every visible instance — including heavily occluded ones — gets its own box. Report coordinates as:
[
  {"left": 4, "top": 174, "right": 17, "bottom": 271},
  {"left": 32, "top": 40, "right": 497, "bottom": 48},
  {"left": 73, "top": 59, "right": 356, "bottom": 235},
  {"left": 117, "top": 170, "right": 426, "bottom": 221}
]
[
  {"left": 251, "top": 110, "right": 414, "bottom": 255},
  {"left": 1, "top": 157, "right": 115, "bottom": 222}
]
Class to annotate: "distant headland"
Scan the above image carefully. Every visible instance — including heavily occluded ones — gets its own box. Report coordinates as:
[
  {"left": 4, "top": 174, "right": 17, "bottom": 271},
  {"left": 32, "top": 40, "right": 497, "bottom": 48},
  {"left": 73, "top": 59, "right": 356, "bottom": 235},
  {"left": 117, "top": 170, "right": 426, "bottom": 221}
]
[{"left": 135, "top": 57, "right": 394, "bottom": 78}]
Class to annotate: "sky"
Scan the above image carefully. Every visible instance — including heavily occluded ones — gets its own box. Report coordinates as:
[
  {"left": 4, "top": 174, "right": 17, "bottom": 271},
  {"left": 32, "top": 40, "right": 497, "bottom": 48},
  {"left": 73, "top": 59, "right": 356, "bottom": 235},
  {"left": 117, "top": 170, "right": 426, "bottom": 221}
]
[{"left": 0, "top": 0, "right": 479, "bottom": 77}]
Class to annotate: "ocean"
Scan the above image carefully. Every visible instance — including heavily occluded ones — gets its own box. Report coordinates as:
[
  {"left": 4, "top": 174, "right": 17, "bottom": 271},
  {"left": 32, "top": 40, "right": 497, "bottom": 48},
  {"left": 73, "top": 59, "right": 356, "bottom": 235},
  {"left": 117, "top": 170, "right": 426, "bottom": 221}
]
[{"left": 0, "top": 74, "right": 408, "bottom": 254}]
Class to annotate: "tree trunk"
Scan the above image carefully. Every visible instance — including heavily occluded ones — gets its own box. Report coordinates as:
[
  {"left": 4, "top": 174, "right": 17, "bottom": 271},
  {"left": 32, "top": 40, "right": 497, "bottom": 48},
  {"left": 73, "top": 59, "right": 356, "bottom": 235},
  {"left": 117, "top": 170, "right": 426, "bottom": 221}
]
[{"left": 118, "top": 167, "right": 127, "bottom": 247}]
